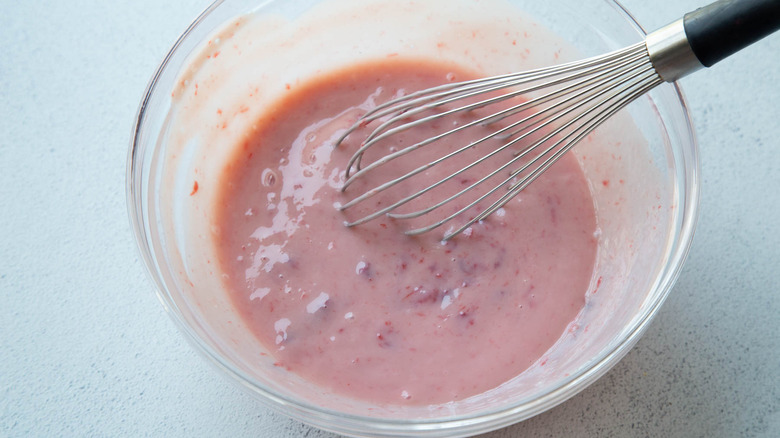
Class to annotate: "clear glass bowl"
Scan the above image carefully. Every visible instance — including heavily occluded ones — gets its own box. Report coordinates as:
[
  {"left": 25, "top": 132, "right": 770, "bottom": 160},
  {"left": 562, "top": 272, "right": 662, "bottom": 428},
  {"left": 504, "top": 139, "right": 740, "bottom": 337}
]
[{"left": 127, "top": 0, "right": 699, "bottom": 436}]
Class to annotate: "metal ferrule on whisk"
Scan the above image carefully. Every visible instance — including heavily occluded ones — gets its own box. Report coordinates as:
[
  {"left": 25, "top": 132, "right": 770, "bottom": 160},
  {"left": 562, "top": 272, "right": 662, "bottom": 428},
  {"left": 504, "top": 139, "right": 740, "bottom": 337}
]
[{"left": 646, "top": 19, "right": 704, "bottom": 82}]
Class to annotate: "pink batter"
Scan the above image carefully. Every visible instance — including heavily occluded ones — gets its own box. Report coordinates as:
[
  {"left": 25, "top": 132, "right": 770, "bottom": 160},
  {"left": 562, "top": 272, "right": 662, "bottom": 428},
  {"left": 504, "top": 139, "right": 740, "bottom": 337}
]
[{"left": 213, "top": 60, "right": 598, "bottom": 405}]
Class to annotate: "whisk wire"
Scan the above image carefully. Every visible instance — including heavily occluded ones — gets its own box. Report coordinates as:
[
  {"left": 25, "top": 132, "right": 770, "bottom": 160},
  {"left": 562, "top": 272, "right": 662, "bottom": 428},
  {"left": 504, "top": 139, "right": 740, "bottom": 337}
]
[
  {"left": 402, "top": 68, "right": 662, "bottom": 238},
  {"left": 342, "top": 44, "right": 649, "bottom": 177},
  {"left": 339, "top": 41, "right": 647, "bottom": 130},
  {"left": 341, "top": 49, "right": 655, "bottom": 222},
  {"left": 437, "top": 75, "right": 662, "bottom": 239},
  {"left": 386, "top": 63, "right": 657, "bottom": 223},
  {"left": 489, "top": 74, "right": 662, "bottom": 216},
  {"left": 336, "top": 43, "right": 664, "bottom": 239},
  {"left": 342, "top": 48, "right": 650, "bottom": 199}
]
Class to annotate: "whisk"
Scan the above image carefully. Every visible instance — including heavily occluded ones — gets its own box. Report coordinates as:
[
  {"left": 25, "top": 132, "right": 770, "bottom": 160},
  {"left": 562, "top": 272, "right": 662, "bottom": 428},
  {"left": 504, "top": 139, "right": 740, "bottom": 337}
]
[{"left": 335, "top": 0, "right": 779, "bottom": 240}]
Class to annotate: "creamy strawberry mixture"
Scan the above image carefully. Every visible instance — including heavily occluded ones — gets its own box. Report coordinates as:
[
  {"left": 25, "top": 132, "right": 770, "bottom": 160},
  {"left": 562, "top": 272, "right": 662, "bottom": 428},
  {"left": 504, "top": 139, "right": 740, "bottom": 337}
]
[{"left": 213, "top": 59, "right": 598, "bottom": 405}]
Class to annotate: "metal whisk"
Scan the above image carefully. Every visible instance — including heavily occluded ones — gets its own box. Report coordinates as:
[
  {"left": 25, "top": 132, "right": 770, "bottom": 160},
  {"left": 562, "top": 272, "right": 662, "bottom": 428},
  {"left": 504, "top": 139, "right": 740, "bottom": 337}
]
[{"left": 335, "top": 0, "right": 779, "bottom": 240}]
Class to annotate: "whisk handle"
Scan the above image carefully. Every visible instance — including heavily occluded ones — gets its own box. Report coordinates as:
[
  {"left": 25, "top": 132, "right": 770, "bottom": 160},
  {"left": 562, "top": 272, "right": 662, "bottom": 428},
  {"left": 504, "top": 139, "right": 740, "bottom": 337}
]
[{"left": 684, "top": 0, "right": 780, "bottom": 67}]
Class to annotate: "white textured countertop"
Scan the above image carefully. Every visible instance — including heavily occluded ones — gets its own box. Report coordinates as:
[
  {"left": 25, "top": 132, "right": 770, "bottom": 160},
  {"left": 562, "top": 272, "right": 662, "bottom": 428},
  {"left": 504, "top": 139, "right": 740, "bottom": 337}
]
[{"left": 2, "top": 1, "right": 778, "bottom": 436}]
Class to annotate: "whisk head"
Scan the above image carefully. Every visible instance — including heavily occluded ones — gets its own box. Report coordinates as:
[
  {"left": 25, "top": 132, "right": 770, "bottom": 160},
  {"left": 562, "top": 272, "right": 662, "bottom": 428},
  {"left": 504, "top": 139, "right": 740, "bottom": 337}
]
[{"left": 335, "top": 41, "right": 663, "bottom": 240}]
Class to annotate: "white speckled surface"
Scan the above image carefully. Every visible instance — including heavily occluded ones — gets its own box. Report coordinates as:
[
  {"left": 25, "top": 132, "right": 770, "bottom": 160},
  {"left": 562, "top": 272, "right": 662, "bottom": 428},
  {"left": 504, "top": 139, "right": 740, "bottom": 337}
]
[{"left": 1, "top": 0, "right": 778, "bottom": 436}]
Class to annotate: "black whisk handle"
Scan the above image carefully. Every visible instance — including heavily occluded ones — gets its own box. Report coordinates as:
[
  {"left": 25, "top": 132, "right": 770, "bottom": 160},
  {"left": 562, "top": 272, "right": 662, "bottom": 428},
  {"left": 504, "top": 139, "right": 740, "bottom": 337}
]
[{"left": 684, "top": 0, "right": 780, "bottom": 67}]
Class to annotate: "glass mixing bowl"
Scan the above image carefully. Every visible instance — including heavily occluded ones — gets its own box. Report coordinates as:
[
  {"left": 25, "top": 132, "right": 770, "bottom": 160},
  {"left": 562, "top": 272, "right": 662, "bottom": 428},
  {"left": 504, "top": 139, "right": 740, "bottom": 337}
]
[{"left": 127, "top": 0, "right": 699, "bottom": 436}]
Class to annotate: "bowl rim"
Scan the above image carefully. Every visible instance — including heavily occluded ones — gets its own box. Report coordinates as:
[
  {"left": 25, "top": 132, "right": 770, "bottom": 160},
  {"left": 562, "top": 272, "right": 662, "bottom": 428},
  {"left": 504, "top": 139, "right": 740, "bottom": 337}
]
[{"left": 126, "top": 0, "right": 700, "bottom": 435}]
